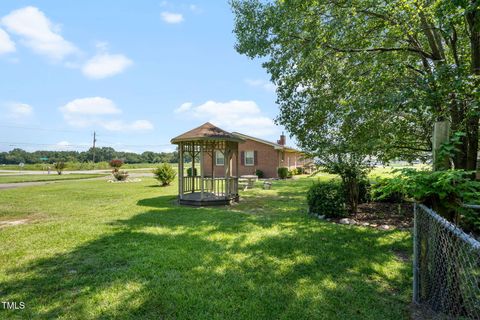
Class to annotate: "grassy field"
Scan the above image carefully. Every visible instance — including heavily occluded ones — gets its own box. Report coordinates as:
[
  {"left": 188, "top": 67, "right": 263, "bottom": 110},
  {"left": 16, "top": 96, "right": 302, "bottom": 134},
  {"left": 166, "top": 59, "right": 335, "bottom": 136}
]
[
  {"left": 0, "top": 162, "right": 171, "bottom": 171},
  {"left": 0, "top": 176, "right": 412, "bottom": 319},
  {"left": 0, "top": 174, "right": 108, "bottom": 184}
]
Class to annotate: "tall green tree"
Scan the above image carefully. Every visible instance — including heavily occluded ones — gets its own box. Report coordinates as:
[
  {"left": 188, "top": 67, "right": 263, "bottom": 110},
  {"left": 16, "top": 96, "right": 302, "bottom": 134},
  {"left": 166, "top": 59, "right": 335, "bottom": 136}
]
[{"left": 232, "top": 0, "right": 480, "bottom": 169}]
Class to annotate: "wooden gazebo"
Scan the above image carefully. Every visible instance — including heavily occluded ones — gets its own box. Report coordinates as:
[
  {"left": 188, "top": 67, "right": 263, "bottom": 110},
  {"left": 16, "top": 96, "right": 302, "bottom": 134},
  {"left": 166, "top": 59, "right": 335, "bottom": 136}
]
[{"left": 170, "top": 122, "right": 244, "bottom": 206}]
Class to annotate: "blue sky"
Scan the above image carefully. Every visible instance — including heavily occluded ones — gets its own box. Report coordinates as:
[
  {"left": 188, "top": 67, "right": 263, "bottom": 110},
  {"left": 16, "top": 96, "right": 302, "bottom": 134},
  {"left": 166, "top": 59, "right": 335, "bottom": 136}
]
[{"left": 0, "top": 1, "right": 287, "bottom": 153}]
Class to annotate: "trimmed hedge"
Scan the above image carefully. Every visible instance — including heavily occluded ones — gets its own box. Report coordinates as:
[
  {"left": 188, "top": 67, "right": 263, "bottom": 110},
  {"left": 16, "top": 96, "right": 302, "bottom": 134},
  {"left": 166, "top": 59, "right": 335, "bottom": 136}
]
[
  {"left": 307, "top": 180, "right": 347, "bottom": 218},
  {"left": 278, "top": 167, "right": 289, "bottom": 179},
  {"left": 187, "top": 167, "right": 197, "bottom": 177}
]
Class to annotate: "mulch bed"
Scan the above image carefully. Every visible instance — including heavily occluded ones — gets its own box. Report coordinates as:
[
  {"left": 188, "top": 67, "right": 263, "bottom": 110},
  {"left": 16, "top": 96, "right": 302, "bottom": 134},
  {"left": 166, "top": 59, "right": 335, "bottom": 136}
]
[{"left": 330, "top": 202, "right": 414, "bottom": 231}]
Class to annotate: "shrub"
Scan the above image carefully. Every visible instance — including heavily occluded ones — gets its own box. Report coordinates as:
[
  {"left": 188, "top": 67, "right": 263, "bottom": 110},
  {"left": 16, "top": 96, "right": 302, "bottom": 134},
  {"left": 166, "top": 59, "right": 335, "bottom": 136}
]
[
  {"left": 109, "top": 159, "right": 124, "bottom": 172},
  {"left": 153, "top": 163, "right": 177, "bottom": 186},
  {"left": 296, "top": 167, "right": 305, "bottom": 175},
  {"left": 278, "top": 167, "right": 289, "bottom": 179},
  {"left": 255, "top": 169, "right": 264, "bottom": 179},
  {"left": 357, "top": 179, "right": 371, "bottom": 204},
  {"left": 372, "top": 169, "right": 480, "bottom": 224},
  {"left": 112, "top": 170, "right": 129, "bottom": 181},
  {"left": 53, "top": 162, "right": 65, "bottom": 175},
  {"left": 371, "top": 179, "right": 404, "bottom": 203},
  {"left": 187, "top": 167, "right": 197, "bottom": 177},
  {"left": 307, "top": 180, "right": 347, "bottom": 218}
]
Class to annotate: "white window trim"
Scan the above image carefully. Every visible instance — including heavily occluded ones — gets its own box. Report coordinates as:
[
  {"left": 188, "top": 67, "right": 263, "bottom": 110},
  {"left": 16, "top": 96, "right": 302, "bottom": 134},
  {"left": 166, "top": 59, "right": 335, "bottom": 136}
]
[
  {"left": 215, "top": 150, "right": 225, "bottom": 166},
  {"left": 244, "top": 150, "right": 254, "bottom": 166}
]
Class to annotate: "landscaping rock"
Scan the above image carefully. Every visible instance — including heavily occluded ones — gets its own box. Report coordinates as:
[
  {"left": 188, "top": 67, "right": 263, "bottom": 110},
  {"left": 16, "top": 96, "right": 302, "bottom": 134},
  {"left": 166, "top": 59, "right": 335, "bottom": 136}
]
[
  {"left": 379, "top": 225, "right": 391, "bottom": 230},
  {"left": 339, "top": 218, "right": 355, "bottom": 225},
  {"left": 317, "top": 215, "right": 326, "bottom": 220}
]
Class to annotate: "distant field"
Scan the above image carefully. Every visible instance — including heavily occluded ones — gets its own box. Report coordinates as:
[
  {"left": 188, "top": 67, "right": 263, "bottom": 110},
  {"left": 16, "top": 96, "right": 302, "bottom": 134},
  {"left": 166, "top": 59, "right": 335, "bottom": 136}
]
[{"left": 0, "top": 174, "right": 107, "bottom": 184}]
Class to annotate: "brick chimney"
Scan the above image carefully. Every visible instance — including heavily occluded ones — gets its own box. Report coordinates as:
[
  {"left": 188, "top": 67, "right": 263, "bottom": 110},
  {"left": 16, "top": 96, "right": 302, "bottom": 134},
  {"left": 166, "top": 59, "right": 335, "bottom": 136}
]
[{"left": 277, "top": 132, "right": 286, "bottom": 146}]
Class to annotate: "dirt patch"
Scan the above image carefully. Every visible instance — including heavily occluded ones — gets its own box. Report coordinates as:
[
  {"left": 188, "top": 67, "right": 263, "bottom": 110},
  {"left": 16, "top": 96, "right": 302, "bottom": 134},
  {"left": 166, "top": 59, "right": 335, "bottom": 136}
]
[
  {"left": 329, "top": 202, "right": 414, "bottom": 231},
  {"left": 0, "top": 219, "right": 29, "bottom": 228}
]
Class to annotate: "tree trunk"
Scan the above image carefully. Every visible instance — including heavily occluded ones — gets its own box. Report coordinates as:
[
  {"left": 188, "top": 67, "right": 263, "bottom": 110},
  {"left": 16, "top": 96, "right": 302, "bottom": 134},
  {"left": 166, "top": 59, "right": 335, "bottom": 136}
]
[
  {"left": 432, "top": 121, "right": 451, "bottom": 170},
  {"left": 466, "top": 3, "right": 480, "bottom": 171}
]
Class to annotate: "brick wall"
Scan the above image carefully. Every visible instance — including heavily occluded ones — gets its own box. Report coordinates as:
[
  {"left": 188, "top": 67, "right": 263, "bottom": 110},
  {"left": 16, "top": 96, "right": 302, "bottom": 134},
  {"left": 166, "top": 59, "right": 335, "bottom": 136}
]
[
  {"left": 201, "top": 139, "right": 309, "bottom": 178},
  {"left": 202, "top": 139, "right": 281, "bottom": 178}
]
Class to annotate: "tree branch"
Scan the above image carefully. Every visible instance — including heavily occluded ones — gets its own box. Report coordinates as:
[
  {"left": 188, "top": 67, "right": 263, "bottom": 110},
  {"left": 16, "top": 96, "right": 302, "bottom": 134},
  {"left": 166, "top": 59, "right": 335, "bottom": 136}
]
[{"left": 324, "top": 44, "right": 434, "bottom": 59}]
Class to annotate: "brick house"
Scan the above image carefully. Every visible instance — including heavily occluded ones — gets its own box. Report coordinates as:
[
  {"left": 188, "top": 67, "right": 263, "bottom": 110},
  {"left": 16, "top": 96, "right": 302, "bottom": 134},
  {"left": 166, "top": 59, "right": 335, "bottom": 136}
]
[{"left": 202, "top": 129, "right": 310, "bottom": 179}]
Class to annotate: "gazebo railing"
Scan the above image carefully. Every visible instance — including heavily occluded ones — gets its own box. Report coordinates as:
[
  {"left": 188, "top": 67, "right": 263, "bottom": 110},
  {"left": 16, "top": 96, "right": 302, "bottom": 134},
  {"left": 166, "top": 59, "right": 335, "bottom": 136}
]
[{"left": 182, "top": 176, "right": 238, "bottom": 197}]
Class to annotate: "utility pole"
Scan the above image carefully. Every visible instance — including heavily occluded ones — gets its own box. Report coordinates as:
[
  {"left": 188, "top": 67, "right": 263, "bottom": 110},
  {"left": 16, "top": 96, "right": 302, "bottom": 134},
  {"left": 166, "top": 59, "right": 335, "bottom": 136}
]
[{"left": 92, "top": 131, "right": 97, "bottom": 168}]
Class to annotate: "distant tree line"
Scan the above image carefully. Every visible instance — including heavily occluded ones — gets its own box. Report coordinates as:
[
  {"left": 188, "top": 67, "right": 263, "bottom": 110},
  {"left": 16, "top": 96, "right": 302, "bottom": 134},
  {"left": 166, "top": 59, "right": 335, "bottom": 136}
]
[{"left": 0, "top": 147, "right": 191, "bottom": 164}]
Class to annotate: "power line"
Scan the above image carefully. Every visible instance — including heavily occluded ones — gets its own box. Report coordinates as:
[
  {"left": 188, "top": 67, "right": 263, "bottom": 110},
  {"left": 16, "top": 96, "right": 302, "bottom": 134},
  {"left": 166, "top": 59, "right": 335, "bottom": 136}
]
[{"left": 0, "top": 124, "right": 82, "bottom": 133}]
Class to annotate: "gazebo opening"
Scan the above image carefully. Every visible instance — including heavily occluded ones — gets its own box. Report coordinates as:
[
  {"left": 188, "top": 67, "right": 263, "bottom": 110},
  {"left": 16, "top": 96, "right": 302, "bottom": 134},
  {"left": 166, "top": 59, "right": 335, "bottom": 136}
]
[{"left": 170, "top": 122, "right": 244, "bottom": 206}]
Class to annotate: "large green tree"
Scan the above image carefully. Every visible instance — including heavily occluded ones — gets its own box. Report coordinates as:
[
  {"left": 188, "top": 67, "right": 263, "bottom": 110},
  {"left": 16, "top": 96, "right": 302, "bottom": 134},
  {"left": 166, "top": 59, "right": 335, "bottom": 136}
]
[{"left": 232, "top": 0, "right": 480, "bottom": 169}]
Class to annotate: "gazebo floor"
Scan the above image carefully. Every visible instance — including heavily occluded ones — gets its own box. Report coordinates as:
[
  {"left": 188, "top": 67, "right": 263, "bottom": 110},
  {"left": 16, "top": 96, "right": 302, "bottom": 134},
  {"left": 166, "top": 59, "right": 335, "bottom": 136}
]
[{"left": 179, "top": 192, "right": 239, "bottom": 206}]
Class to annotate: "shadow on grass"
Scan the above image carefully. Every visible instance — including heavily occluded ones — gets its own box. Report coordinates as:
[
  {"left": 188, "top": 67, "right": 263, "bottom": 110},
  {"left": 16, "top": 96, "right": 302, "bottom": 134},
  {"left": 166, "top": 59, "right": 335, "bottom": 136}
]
[{"left": 1, "top": 188, "right": 412, "bottom": 319}]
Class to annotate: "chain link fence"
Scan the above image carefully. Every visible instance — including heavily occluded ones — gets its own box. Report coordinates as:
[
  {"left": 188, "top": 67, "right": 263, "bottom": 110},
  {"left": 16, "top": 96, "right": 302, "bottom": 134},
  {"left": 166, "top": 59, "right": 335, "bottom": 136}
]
[{"left": 413, "top": 203, "right": 480, "bottom": 319}]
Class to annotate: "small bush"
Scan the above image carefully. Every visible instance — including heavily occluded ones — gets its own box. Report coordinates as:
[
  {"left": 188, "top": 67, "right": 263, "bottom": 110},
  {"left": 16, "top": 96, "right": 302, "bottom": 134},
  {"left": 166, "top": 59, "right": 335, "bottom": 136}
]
[
  {"left": 187, "top": 167, "right": 197, "bottom": 177},
  {"left": 307, "top": 180, "right": 347, "bottom": 218},
  {"left": 112, "top": 170, "right": 129, "bottom": 181},
  {"left": 109, "top": 159, "right": 124, "bottom": 172},
  {"left": 153, "top": 163, "right": 177, "bottom": 186},
  {"left": 371, "top": 179, "right": 404, "bottom": 203},
  {"left": 53, "top": 161, "right": 65, "bottom": 175},
  {"left": 296, "top": 167, "right": 305, "bottom": 175},
  {"left": 278, "top": 167, "right": 289, "bottom": 179},
  {"left": 255, "top": 169, "right": 264, "bottom": 179}
]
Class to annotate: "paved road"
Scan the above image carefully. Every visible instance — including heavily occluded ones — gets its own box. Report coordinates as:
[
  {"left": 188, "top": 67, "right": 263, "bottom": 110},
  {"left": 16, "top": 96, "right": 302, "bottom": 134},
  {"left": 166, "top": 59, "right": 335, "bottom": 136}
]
[
  {"left": 0, "top": 168, "right": 153, "bottom": 176},
  {"left": 0, "top": 172, "right": 153, "bottom": 190}
]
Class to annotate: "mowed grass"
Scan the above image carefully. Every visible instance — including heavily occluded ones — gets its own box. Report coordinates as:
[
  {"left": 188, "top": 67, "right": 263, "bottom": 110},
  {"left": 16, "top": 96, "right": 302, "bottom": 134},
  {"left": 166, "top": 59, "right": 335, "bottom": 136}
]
[
  {"left": 0, "top": 174, "right": 108, "bottom": 184},
  {"left": 0, "top": 176, "right": 412, "bottom": 319}
]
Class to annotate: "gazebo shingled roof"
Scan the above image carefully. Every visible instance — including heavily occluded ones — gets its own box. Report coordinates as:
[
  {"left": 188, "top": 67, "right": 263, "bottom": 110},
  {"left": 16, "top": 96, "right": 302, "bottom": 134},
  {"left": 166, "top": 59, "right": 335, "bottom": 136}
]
[{"left": 170, "top": 122, "right": 244, "bottom": 144}]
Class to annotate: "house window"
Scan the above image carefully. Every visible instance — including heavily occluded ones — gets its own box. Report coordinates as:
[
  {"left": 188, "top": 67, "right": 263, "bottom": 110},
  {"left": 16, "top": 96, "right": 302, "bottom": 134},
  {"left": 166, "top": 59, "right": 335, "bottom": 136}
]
[
  {"left": 215, "top": 150, "right": 225, "bottom": 166},
  {"left": 245, "top": 150, "right": 254, "bottom": 166}
]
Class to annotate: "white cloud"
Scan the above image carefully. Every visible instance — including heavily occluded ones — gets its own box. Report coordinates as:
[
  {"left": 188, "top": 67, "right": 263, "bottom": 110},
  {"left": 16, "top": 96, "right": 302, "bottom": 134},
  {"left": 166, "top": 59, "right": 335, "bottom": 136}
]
[
  {"left": 175, "top": 100, "right": 277, "bottom": 137},
  {"left": 1, "top": 6, "right": 77, "bottom": 61},
  {"left": 60, "top": 97, "right": 121, "bottom": 116},
  {"left": 161, "top": 11, "right": 184, "bottom": 24},
  {"left": 174, "top": 102, "right": 192, "bottom": 113},
  {"left": 82, "top": 52, "right": 132, "bottom": 79},
  {"left": 245, "top": 79, "right": 276, "bottom": 93},
  {"left": 60, "top": 97, "right": 153, "bottom": 132},
  {"left": 3, "top": 102, "right": 33, "bottom": 120},
  {"left": 0, "top": 28, "right": 15, "bottom": 54}
]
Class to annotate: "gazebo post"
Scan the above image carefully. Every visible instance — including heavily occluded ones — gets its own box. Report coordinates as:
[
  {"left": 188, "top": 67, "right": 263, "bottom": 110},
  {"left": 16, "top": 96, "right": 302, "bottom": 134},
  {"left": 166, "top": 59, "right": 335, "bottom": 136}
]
[
  {"left": 235, "top": 148, "right": 239, "bottom": 198},
  {"left": 224, "top": 144, "right": 230, "bottom": 197},
  {"left": 200, "top": 143, "right": 204, "bottom": 200},
  {"left": 179, "top": 143, "right": 184, "bottom": 200},
  {"left": 191, "top": 142, "right": 195, "bottom": 193},
  {"left": 211, "top": 143, "right": 215, "bottom": 195}
]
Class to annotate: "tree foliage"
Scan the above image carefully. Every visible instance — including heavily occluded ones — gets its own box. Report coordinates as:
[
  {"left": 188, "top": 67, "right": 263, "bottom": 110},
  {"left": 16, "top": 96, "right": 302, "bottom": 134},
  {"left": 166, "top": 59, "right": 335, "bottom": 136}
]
[
  {"left": 0, "top": 148, "right": 181, "bottom": 165},
  {"left": 232, "top": 0, "right": 480, "bottom": 169}
]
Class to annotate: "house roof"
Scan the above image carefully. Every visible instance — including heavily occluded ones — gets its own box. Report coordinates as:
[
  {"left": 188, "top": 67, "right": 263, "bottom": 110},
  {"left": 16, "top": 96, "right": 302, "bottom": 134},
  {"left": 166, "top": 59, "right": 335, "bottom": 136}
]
[
  {"left": 231, "top": 132, "right": 301, "bottom": 153},
  {"left": 171, "top": 122, "right": 245, "bottom": 144}
]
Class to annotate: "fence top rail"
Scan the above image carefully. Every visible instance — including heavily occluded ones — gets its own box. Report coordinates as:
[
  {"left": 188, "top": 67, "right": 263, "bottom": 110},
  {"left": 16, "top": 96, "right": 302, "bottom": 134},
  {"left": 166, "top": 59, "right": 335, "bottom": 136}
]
[
  {"left": 462, "top": 203, "right": 480, "bottom": 210},
  {"left": 416, "top": 203, "right": 480, "bottom": 250}
]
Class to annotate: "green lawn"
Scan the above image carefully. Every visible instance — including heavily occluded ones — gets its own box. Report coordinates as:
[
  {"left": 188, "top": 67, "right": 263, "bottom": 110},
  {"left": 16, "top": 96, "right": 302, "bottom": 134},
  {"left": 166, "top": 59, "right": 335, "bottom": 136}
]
[
  {"left": 0, "top": 177, "right": 412, "bottom": 319},
  {"left": 0, "top": 174, "right": 107, "bottom": 184}
]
